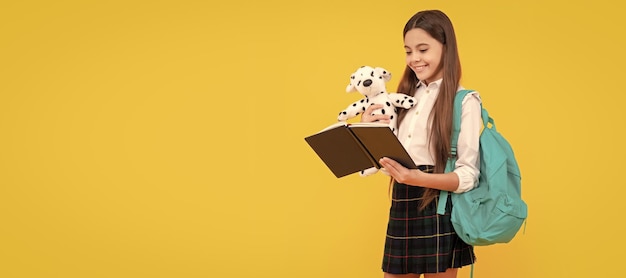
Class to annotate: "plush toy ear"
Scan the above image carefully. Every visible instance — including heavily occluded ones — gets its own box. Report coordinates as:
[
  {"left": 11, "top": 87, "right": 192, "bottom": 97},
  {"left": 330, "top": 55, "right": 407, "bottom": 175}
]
[
  {"left": 375, "top": 67, "right": 391, "bottom": 82},
  {"left": 346, "top": 83, "right": 356, "bottom": 92},
  {"left": 346, "top": 75, "right": 357, "bottom": 92}
]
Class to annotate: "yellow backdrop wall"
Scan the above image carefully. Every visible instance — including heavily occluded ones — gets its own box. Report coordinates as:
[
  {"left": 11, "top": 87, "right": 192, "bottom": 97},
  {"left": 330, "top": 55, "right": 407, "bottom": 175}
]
[{"left": 1, "top": 0, "right": 625, "bottom": 277}]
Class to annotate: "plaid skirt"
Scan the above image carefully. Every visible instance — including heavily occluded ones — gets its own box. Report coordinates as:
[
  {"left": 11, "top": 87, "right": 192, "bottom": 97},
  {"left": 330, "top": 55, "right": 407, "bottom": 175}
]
[{"left": 382, "top": 165, "right": 475, "bottom": 274}]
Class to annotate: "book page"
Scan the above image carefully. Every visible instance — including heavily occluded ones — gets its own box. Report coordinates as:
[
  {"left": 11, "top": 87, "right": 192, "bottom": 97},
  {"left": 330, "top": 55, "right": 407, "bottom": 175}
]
[
  {"left": 317, "top": 122, "right": 391, "bottom": 133},
  {"left": 347, "top": 122, "right": 390, "bottom": 128},
  {"left": 317, "top": 121, "right": 348, "bottom": 133}
]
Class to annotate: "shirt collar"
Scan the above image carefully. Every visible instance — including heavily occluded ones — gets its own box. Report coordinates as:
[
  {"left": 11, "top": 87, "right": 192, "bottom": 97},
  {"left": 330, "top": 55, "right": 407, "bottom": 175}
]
[{"left": 417, "top": 78, "right": 443, "bottom": 89}]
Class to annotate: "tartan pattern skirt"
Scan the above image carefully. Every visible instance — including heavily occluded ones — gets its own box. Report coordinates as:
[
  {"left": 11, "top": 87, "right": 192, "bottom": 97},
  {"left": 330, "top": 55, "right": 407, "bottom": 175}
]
[{"left": 382, "top": 165, "right": 476, "bottom": 274}]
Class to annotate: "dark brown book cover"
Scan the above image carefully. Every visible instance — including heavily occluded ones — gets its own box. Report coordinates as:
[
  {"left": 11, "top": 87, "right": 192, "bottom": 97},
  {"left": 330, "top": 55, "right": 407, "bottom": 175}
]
[{"left": 304, "top": 123, "right": 417, "bottom": 178}]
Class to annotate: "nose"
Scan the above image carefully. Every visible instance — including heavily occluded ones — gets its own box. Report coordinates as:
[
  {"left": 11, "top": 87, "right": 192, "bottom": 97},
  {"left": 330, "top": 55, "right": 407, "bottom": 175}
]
[
  {"left": 411, "top": 52, "right": 421, "bottom": 62},
  {"left": 363, "top": 79, "right": 372, "bottom": 87}
]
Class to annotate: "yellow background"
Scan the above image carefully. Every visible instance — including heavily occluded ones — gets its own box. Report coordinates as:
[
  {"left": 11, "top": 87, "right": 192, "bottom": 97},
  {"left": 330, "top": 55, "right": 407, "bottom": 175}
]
[{"left": 1, "top": 0, "right": 625, "bottom": 277}]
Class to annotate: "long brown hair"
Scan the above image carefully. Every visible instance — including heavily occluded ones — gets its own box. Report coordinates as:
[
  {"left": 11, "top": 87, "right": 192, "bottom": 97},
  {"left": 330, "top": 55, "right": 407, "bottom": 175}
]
[{"left": 396, "top": 10, "right": 462, "bottom": 210}]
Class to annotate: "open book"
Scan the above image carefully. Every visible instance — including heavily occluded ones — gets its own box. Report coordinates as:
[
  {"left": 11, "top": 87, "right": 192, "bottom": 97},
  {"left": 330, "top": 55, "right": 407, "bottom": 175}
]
[{"left": 304, "top": 122, "right": 417, "bottom": 178}]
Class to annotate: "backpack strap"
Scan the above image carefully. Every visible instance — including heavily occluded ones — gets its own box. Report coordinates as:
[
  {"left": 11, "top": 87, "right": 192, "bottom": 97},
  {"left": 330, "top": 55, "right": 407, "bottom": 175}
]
[{"left": 436, "top": 89, "right": 475, "bottom": 215}]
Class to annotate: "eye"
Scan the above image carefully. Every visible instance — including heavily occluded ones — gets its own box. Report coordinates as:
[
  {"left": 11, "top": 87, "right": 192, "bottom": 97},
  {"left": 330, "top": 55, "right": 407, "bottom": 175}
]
[{"left": 419, "top": 48, "right": 428, "bottom": 53}]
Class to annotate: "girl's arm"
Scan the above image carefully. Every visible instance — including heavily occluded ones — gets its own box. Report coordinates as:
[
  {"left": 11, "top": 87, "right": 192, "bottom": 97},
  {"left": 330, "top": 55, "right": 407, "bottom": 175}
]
[
  {"left": 379, "top": 158, "right": 460, "bottom": 191},
  {"left": 451, "top": 92, "right": 482, "bottom": 192},
  {"left": 379, "top": 92, "right": 482, "bottom": 192}
]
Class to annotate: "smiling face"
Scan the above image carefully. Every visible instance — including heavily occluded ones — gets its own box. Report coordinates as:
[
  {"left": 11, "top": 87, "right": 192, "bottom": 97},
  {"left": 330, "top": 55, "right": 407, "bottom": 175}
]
[{"left": 404, "top": 28, "right": 444, "bottom": 85}]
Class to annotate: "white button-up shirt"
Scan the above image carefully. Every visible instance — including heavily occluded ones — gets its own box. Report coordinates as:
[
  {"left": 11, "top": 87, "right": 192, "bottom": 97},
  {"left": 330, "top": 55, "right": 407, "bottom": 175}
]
[{"left": 397, "top": 79, "right": 482, "bottom": 193}]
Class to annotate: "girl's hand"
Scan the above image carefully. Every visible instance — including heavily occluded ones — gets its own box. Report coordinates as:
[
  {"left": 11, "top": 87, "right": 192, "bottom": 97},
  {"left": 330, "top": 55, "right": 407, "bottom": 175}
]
[
  {"left": 361, "top": 104, "right": 391, "bottom": 124},
  {"left": 379, "top": 157, "right": 421, "bottom": 184}
]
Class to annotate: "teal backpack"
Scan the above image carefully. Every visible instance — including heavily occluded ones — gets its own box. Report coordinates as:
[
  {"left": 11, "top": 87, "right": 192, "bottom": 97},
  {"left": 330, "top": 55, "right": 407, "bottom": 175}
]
[{"left": 437, "top": 90, "right": 527, "bottom": 246}]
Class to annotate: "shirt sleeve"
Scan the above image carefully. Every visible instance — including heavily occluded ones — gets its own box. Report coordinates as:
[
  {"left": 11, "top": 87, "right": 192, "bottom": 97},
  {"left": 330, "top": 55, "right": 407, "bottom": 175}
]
[{"left": 452, "top": 92, "right": 482, "bottom": 193}]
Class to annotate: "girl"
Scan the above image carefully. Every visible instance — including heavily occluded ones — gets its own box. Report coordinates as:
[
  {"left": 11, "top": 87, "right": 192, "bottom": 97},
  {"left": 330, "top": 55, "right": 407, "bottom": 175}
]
[{"left": 362, "top": 10, "right": 482, "bottom": 278}]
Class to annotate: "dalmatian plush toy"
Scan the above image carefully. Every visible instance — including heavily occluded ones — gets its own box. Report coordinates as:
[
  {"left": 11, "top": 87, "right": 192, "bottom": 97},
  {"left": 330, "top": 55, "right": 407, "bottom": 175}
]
[{"left": 338, "top": 65, "right": 417, "bottom": 176}]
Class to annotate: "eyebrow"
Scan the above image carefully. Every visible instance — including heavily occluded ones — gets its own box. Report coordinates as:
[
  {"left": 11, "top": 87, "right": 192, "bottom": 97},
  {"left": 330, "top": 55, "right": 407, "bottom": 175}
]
[{"left": 404, "top": 43, "right": 429, "bottom": 48}]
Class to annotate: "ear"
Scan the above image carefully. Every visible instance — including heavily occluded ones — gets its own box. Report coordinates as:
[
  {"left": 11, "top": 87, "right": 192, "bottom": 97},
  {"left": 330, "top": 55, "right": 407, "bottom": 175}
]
[
  {"left": 375, "top": 67, "right": 391, "bottom": 82},
  {"left": 346, "top": 74, "right": 357, "bottom": 92},
  {"left": 346, "top": 83, "right": 356, "bottom": 92}
]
